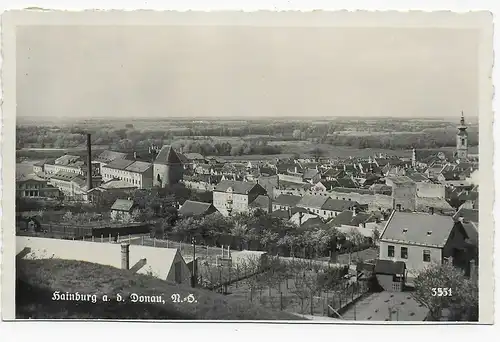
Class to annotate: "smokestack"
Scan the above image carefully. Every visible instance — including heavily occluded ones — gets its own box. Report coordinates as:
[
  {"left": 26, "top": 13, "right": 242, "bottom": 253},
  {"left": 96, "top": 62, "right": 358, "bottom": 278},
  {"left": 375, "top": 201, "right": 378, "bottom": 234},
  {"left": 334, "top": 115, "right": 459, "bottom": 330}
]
[
  {"left": 86, "top": 133, "right": 93, "bottom": 191},
  {"left": 121, "top": 243, "right": 130, "bottom": 270}
]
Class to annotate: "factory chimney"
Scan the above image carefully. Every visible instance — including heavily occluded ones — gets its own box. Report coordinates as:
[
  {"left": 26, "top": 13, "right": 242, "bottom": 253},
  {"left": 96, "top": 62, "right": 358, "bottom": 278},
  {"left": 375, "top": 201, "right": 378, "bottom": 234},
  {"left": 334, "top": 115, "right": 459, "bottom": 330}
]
[{"left": 86, "top": 133, "right": 93, "bottom": 191}]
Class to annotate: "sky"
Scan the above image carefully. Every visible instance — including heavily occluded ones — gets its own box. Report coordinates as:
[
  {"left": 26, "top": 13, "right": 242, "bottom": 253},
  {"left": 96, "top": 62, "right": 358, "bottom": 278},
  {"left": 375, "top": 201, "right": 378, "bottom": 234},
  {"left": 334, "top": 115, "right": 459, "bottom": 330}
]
[{"left": 16, "top": 25, "right": 480, "bottom": 119}]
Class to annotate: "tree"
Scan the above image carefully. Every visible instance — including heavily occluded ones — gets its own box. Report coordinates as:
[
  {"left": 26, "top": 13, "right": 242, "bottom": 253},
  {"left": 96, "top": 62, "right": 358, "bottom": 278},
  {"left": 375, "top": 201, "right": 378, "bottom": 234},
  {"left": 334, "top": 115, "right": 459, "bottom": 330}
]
[
  {"left": 172, "top": 217, "right": 202, "bottom": 241},
  {"left": 291, "top": 271, "right": 312, "bottom": 314},
  {"left": 412, "top": 262, "right": 478, "bottom": 321},
  {"left": 292, "top": 129, "right": 302, "bottom": 139}
]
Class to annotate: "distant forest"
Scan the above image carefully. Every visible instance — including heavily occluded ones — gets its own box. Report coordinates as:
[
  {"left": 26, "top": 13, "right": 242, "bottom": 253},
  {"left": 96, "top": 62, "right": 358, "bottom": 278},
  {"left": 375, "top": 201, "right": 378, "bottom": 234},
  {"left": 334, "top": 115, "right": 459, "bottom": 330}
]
[{"left": 16, "top": 119, "right": 479, "bottom": 156}]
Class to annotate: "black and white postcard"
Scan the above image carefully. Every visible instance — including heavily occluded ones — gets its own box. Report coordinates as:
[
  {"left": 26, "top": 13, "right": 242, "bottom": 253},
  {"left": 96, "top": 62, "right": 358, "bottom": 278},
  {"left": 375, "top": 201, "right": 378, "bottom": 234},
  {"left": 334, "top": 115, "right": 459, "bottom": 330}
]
[{"left": 0, "top": 10, "right": 495, "bottom": 324}]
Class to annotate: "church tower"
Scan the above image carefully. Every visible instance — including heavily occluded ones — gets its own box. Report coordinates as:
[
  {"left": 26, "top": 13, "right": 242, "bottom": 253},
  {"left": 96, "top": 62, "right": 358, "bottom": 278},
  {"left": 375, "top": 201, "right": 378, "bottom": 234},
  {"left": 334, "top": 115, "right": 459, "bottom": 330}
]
[{"left": 456, "top": 111, "right": 468, "bottom": 160}]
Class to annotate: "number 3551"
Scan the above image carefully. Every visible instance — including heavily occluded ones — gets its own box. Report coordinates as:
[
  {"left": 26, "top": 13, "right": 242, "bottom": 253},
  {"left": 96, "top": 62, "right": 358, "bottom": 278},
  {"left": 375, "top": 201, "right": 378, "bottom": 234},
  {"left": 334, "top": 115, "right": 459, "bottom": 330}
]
[{"left": 431, "top": 288, "right": 452, "bottom": 296}]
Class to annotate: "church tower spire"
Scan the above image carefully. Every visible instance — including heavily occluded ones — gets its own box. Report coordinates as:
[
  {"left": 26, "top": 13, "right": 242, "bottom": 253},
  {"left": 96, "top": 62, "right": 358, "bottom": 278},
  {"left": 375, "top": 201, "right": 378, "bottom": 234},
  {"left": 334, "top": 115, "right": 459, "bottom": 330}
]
[{"left": 456, "top": 111, "right": 468, "bottom": 160}]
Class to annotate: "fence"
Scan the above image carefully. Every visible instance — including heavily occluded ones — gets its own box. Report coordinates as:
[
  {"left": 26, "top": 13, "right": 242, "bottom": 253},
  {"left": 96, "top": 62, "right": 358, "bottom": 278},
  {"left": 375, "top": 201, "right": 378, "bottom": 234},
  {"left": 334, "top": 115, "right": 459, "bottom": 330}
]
[{"left": 194, "top": 255, "right": 370, "bottom": 317}]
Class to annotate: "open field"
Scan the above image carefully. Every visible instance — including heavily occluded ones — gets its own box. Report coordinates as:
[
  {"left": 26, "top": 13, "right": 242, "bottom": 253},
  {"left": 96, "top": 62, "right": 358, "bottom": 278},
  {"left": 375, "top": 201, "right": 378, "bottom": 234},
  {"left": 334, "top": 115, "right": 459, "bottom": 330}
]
[{"left": 17, "top": 258, "right": 303, "bottom": 320}]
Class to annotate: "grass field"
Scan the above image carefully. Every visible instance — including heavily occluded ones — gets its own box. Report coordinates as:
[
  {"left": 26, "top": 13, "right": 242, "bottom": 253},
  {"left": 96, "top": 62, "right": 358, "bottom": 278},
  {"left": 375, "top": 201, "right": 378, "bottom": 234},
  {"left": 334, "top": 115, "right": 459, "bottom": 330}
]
[{"left": 16, "top": 258, "right": 303, "bottom": 320}]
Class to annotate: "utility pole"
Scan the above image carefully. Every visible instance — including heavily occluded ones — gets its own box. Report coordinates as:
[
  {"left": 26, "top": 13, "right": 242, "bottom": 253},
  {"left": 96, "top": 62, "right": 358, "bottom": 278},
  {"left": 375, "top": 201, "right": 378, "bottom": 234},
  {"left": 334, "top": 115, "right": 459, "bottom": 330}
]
[{"left": 191, "top": 236, "right": 196, "bottom": 288}]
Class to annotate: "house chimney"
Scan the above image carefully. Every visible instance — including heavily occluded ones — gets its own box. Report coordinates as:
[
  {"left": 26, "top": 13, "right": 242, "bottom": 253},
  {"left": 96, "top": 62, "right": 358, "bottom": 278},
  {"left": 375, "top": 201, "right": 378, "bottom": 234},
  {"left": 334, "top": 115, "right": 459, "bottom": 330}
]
[
  {"left": 121, "top": 243, "right": 130, "bottom": 270},
  {"left": 86, "top": 133, "right": 93, "bottom": 191}
]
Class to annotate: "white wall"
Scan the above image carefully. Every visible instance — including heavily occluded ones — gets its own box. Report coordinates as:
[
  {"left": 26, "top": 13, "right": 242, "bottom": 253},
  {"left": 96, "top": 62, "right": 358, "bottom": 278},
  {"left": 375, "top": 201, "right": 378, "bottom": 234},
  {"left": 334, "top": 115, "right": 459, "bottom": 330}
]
[
  {"left": 379, "top": 239, "right": 442, "bottom": 277},
  {"left": 16, "top": 236, "right": 190, "bottom": 285}
]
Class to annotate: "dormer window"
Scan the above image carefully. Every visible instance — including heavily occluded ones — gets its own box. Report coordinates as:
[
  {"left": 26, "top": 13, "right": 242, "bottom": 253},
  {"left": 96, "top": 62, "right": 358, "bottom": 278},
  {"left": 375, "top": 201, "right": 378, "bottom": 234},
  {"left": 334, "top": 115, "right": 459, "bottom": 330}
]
[
  {"left": 427, "top": 231, "right": 432, "bottom": 236},
  {"left": 402, "top": 228, "right": 408, "bottom": 233}
]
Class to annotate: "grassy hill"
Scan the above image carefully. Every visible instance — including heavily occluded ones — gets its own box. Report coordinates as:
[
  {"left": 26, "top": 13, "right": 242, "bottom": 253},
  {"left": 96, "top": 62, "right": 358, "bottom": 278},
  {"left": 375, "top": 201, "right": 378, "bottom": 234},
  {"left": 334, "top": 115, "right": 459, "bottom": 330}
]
[{"left": 16, "top": 259, "right": 303, "bottom": 320}]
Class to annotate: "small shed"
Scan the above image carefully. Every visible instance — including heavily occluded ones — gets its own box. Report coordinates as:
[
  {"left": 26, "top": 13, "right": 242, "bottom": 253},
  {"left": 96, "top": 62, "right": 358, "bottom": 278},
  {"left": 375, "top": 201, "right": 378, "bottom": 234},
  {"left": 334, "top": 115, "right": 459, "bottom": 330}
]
[
  {"left": 374, "top": 259, "right": 406, "bottom": 292},
  {"left": 178, "top": 200, "right": 216, "bottom": 217},
  {"left": 110, "top": 199, "right": 135, "bottom": 222}
]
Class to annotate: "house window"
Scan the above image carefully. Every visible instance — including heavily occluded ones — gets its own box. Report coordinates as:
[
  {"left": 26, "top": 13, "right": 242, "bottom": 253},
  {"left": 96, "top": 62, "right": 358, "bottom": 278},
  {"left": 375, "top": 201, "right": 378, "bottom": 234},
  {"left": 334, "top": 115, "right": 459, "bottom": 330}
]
[
  {"left": 461, "top": 139, "right": 465, "bottom": 146},
  {"left": 401, "top": 247, "right": 408, "bottom": 259},
  {"left": 388, "top": 245, "right": 395, "bottom": 257},
  {"left": 423, "top": 250, "right": 431, "bottom": 262}
]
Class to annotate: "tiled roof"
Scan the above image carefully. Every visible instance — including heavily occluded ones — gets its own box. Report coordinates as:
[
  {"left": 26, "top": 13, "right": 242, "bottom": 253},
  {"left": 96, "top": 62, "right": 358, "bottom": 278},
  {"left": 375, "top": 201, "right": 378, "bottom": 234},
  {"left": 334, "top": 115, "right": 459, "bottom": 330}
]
[
  {"left": 103, "top": 159, "right": 135, "bottom": 171},
  {"left": 374, "top": 259, "right": 406, "bottom": 275},
  {"left": 291, "top": 207, "right": 309, "bottom": 215},
  {"left": 17, "top": 173, "right": 46, "bottom": 182},
  {"left": 214, "top": 180, "right": 260, "bottom": 195},
  {"left": 415, "top": 196, "right": 454, "bottom": 212},
  {"left": 300, "top": 217, "right": 327, "bottom": 229},
  {"left": 278, "top": 181, "right": 311, "bottom": 190},
  {"left": 184, "top": 153, "right": 205, "bottom": 161},
  {"left": 249, "top": 195, "right": 271, "bottom": 209},
  {"left": 179, "top": 200, "right": 213, "bottom": 217},
  {"left": 125, "top": 161, "right": 152, "bottom": 173},
  {"left": 453, "top": 207, "right": 479, "bottom": 224},
  {"left": 461, "top": 222, "right": 478, "bottom": 246},
  {"left": 50, "top": 171, "right": 80, "bottom": 182},
  {"left": 321, "top": 198, "right": 358, "bottom": 212},
  {"left": 111, "top": 199, "right": 134, "bottom": 212},
  {"left": 329, "top": 210, "right": 377, "bottom": 227},
  {"left": 406, "top": 172, "right": 429, "bottom": 183},
  {"left": 271, "top": 209, "right": 291, "bottom": 220},
  {"left": 274, "top": 194, "right": 302, "bottom": 207},
  {"left": 95, "top": 150, "right": 127, "bottom": 163},
  {"left": 34, "top": 158, "right": 57, "bottom": 167},
  {"left": 315, "top": 180, "right": 340, "bottom": 190},
  {"left": 336, "top": 177, "right": 358, "bottom": 188},
  {"left": 54, "top": 155, "right": 81, "bottom": 166},
  {"left": 322, "top": 168, "right": 345, "bottom": 178},
  {"left": 100, "top": 179, "right": 138, "bottom": 190},
  {"left": 259, "top": 166, "right": 277, "bottom": 176},
  {"left": 332, "top": 187, "right": 373, "bottom": 195},
  {"left": 303, "top": 168, "right": 320, "bottom": 180},
  {"left": 155, "top": 145, "right": 182, "bottom": 165},
  {"left": 297, "top": 194, "right": 329, "bottom": 209},
  {"left": 381, "top": 211, "right": 457, "bottom": 247},
  {"left": 386, "top": 176, "right": 416, "bottom": 186}
]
